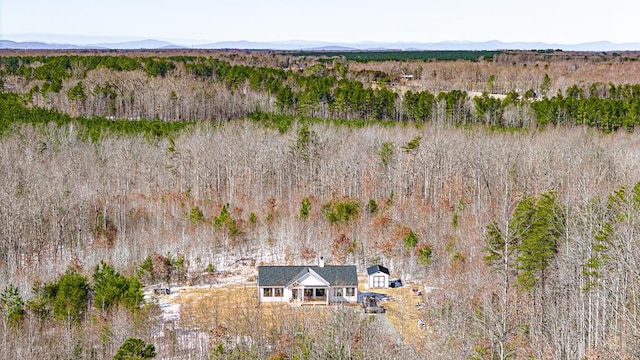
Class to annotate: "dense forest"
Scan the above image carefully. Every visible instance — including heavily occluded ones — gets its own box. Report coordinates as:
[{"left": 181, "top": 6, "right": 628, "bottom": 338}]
[
  {"left": 2, "top": 51, "right": 640, "bottom": 129},
  {"left": 1, "top": 49, "right": 640, "bottom": 359}
]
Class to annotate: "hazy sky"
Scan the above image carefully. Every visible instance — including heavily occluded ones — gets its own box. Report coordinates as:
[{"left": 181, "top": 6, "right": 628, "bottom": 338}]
[{"left": 2, "top": 0, "right": 639, "bottom": 44}]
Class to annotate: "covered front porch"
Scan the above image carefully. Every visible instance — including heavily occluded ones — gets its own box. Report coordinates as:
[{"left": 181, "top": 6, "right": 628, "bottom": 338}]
[
  {"left": 285, "top": 267, "right": 333, "bottom": 305},
  {"left": 290, "top": 285, "right": 329, "bottom": 305}
]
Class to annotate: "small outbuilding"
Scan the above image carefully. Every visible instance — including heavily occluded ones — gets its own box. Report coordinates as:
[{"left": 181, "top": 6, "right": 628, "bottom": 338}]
[{"left": 366, "top": 264, "right": 390, "bottom": 289}]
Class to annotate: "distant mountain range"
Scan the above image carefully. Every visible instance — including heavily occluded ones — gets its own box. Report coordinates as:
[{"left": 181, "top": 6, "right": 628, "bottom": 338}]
[{"left": 2, "top": 38, "right": 640, "bottom": 51}]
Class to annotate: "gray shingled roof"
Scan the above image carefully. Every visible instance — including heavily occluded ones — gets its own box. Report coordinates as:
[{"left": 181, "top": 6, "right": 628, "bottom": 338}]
[
  {"left": 258, "top": 265, "right": 358, "bottom": 287},
  {"left": 366, "top": 264, "right": 389, "bottom": 275},
  {"left": 286, "top": 267, "right": 319, "bottom": 287}
]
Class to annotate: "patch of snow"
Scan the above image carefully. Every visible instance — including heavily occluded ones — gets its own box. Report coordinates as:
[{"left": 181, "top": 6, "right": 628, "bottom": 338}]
[
  {"left": 159, "top": 302, "right": 181, "bottom": 321},
  {"left": 143, "top": 266, "right": 257, "bottom": 324},
  {"left": 144, "top": 288, "right": 182, "bottom": 322},
  {"left": 423, "top": 286, "right": 440, "bottom": 294}
]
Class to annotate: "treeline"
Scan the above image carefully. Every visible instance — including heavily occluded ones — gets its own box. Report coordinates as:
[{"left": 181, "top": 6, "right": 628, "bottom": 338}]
[
  {"left": 0, "top": 54, "right": 175, "bottom": 84},
  {"left": 183, "top": 57, "right": 398, "bottom": 119},
  {"left": 3, "top": 54, "right": 640, "bottom": 131},
  {"left": 531, "top": 83, "right": 640, "bottom": 131},
  {"left": 287, "top": 50, "right": 501, "bottom": 62},
  {"left": 405, "top": 83, "right": 640, "bottom": 131},
  {"left": 0, "top": 93, "right": 192, "bottom": 141}
]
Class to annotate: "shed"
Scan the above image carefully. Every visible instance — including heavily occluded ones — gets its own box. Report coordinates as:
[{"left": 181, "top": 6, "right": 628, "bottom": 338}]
[{"left": 366, "top": 264, "right": 390, "bottom": 289}]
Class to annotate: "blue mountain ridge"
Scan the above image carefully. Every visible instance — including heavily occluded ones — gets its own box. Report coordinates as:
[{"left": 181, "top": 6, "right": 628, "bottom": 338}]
[{"left": 2, "top": 38, "right": 640, "bottom": 51}]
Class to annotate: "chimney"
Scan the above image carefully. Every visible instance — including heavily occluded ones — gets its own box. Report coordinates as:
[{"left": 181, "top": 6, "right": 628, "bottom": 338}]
[{"left": 319, "top": 256, "right": 325, "bottom": 267}]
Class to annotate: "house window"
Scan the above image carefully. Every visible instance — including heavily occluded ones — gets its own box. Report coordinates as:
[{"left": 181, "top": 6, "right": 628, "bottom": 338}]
[
  {"left": 346, "top": 287, "right": 355, "bottom": 296},
  {"left": 274, "top": 288, "right": 283, "bottom": 297},
  {"left": 315, "top": 288, "right": 325, "bottom": 297},
  {"left": 263, "top": 288, "right": 273, "bottom": 297},
  {"left": 304, "top": 288, "right": 313, "bottom": 297},
  {"left": 335, "top": 288, "right": 343, "bottom": 297},
  {"left": 373, "top": 275, "right": 386, "bottom": 288}
]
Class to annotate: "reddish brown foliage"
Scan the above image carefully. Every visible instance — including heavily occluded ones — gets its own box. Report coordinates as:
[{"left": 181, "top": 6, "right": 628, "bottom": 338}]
[
  {"left": 331, "top": 233, "right": 353, "bottom": 264},
  {"left": 300, "top": 247, "right": 317, "bottom": 262}
]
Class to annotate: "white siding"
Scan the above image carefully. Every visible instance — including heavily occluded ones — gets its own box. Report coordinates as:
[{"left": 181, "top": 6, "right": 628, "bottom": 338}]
[
  {"left": 261, "top": 286, "right": 358, "bottom": 304},
  {"left": 328, "top": 286, "right": 358, "bottom": 303},
  {"left": 367, "top": 272, "right": 389, "bottom": 289},
  {"left": 259, "top": 286, "right": 288, "bottom": 303},
  {"left": 284, "top": 288, "right": 293, "bottom": 301},
  {"left": 298, "top": 272, "right": 330, "bottom": 287}
]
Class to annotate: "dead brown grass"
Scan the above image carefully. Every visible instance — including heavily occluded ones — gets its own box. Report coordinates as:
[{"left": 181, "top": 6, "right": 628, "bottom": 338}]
[
  {"left": 367, "top": 284, "right": 431, "bottom": 355},
  {"left": 173, "top": 284, "right": 259, "bottom": 329},
  {"left": 165, "top": 280, "right": 432, "bottom": 356},
  {"left": 169, "top": 284, "right": 355, "bottom": 338}
]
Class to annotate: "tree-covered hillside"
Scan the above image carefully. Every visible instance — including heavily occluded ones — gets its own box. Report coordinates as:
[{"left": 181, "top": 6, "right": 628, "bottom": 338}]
[{"left": 1, "top": 50, "right": 640, "bottom": 359}]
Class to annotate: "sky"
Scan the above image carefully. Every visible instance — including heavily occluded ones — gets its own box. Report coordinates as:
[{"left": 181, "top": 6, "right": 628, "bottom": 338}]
[{"left": 1, "top": 0, "right": 639, "bottom": 45}]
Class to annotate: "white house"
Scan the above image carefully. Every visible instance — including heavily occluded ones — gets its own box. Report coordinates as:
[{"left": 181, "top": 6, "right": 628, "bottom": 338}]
[
  {"left": 257, "top": 262, "right": 358, "bottom": 305},
  {"left": 366, "top": 264, "right": 390, "bottom": 289}
]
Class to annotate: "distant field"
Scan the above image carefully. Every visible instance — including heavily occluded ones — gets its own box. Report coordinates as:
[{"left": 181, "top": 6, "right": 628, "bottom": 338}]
[{"left": 287, "top": 50, "right": 501, "bottom": 62}]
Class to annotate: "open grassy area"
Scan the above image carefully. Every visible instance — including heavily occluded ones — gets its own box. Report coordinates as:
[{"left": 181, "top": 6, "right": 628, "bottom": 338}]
[
  {"left": 158, "top": 279, "right": 432, "bottom": 356},
  {"left": 163, "top": 283, "right": 361, "bottom": 347},
  {"left": 369, "top": 285, "right": 431, "bottom": 354},
  {"left": 175, "top": 284, "right": 259, "bottom": 329}
]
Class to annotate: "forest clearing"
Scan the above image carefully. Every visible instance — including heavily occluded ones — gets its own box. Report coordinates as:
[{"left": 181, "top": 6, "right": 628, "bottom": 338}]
[
  {"left": 1, "top": 49, "right": 640, "bottom": 359},
  {"left": 145, "top": 274, "right": 430, "bottom": 357}
]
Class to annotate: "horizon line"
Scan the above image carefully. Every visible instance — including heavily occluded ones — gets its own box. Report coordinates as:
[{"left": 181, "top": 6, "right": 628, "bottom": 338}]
[
  {"left": 2, "top": 36, "right": 640, "bottom": 52},
  {"left": 2, "top": 34, "right": 639, "bottom": 46}
]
